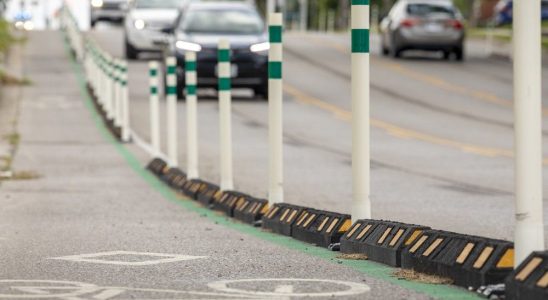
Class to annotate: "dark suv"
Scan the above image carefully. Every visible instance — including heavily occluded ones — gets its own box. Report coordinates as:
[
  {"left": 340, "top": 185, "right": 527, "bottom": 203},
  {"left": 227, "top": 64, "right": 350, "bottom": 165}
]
[{"left": 165, "top": 2, "right": 269, "bottom": 98}]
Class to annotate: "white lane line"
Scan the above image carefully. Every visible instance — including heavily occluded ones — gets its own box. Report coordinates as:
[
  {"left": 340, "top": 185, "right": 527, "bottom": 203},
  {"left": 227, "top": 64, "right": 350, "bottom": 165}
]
[
  {"left": 92, "top": 288, "right": 125, "bottom": 299},
  {"left": 49, "top": 251, "right": 207, "bottom": 266}
]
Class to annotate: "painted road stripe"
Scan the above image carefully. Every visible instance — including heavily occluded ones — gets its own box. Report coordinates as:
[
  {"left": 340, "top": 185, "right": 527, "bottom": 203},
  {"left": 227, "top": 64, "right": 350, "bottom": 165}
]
[
  {"left": 283, "top": 83, "right": 548, "bottom": 165},
  {"left": 301, "top": 34, "right": 548, "bottom": 117},
  {"left": 64, "top": 35, "right": 479, "bottom": 300}
]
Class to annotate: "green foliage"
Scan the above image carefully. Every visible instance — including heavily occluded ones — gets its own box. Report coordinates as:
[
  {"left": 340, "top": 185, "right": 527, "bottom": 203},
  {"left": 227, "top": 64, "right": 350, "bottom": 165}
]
[{"left": 0, "top": 18, "right": 16, "bottom": 54}]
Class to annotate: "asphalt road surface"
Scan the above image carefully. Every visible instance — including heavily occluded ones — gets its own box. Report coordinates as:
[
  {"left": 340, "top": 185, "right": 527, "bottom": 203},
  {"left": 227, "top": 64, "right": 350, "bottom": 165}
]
[
  {"left": 90, "top": 23, "right": 548, "bottom": 245},
  {"left": 0, "top": 30, "right": 483, "bottom": 300}
]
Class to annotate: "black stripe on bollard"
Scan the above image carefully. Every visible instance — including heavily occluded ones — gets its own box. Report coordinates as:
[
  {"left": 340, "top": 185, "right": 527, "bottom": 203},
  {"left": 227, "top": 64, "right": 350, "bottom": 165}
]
[
  {"left": 233, "top": 197, "right": 269, "bottom": 225},
  {"left": 505, "top": 250, "right": 548, "bottom": 300},
  {"left": 262, "top": 203, "right": 308, "bottom": 236},
  {"left": 401, "top": 230, "right": 514, "bottom": 288},
  {"left": 340, "top": 220, "right": 429, "bottom": 267},
  {"left": 146, "top": 158, "right": 168, "bottom": 176},
  {"left": 291, "top": 209, "right": 352, "bottom": 248}
]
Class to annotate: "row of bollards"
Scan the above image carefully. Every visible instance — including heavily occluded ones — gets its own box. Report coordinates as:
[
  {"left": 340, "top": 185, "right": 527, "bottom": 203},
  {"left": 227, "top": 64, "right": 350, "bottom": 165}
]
[
  {"left": 62, "top": 1, "right": 544, "bottom": 269},
  {"left": 84, "top": 39, "right": 131, "bottom": 142}
]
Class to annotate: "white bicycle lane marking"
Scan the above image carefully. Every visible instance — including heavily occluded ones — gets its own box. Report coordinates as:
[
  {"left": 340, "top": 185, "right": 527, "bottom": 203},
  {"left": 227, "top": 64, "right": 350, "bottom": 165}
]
[
  {"left": 0, "top": 279, "right": 371, "bottom": 299},
  {"left": 49, "top": 251, "right": 207, "bottom": 266}
]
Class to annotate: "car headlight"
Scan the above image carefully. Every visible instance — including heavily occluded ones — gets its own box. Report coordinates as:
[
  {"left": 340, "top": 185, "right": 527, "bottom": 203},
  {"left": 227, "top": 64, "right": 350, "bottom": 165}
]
[
  {"left": 23, "top": 21, "right": 34, "bottom": 31},
  {"left": 134, "top": 19, "right": 146, "bottom": 30},
  {"left": 250, "top": 42, "right": 270, "bottom": 53},
  {"left": 91, "top": 0, "right": 103, "bottom": 8},
  {"left": 176, "top": 41, "right": 202, "bottom": 52}
]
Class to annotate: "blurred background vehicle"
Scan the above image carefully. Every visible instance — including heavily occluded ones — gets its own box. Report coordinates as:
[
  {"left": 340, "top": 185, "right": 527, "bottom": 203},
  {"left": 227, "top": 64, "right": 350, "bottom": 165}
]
[
  {"left": 164, "top": 1, "right": 269, "bottom": 99},
  {"left": 379, "top": 0, "right": 465, "bottom": 60},
  {"left": 124, "top": 0, "right": 188, "bottom": 59},
  {"left": 493, "top": 0, "right": 548, "bottom": 26},
  {"left": 91, "top": 0, "right": 128, "bottom": 28}
]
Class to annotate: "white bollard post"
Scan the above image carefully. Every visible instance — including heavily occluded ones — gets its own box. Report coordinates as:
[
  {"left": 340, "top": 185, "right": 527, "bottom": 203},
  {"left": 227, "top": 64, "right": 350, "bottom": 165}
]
[
  {"left": 114, "top": 58, "right": 122, "bottom": 128},
  {"left": 269, "top": 13, "right": 284, "bottom": 204},
  {"left": 166, "top": 57, "right": 179, "bottom": 167},
  {"left": 351, "top": 0, "right": 371, "bottom": 222},
  {"left": 149, "top": 61, "right": 161, "bottom": 156},
  {"left": 185, "top": 52, "right": 199, "bottom": 180},
  {"left": 513, "top": 0, "right": 545, "bottom": 265},
  {"left": 121, "top": 60, "right": 130, "bottom": 142},
  {"left": 218, "top": 40, "right": 234, "bottom": 191},
  {"left": 106, "top": 54, "right": 114, "bottom": 120}
]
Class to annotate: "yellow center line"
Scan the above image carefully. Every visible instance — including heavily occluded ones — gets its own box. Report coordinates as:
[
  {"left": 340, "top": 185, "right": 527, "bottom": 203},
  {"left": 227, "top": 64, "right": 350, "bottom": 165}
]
[
  {"left": 283, "top": 83, "right": 548, "bottom": 165},
  {"left": 298, "top": 34, "right": 548, "bottom": 116}
]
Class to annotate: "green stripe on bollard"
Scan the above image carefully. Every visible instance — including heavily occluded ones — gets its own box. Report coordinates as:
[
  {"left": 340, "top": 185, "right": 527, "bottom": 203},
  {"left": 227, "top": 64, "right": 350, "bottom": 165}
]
[
  {"left": 269, "top": 26, "right": 282, "bottom": 43},
  {"left": 187, "top": 85, "right": 197, "bottom": 95},
  {"left": 218, "top": 78, "right": 231, "bottom": 91},
  {"left": 186, "top": 61, "right": 197, "bottom": 71},
  {"left": 269, "top": 61, "right": 282, "bottom": 79},
  {"left": 149, "top": 69, "right": 158, "bottom": 77},
  {"left": 167, "top": 86, "right": 177, "bottom": 95},
  {"left": 167, "top": 66, "right": 176, "bottom": 74},
  {"left": 351, "top": 0, "right": 370, "bottom": 4},
  {"left": 150, "top": 86, "right": 158, "bottom": 94},
  {"left": 352, "top": 29, "right": 370, "bottom": 53},
  {"left": 218, "top": 49, "right": 230, "bottom": 62}
]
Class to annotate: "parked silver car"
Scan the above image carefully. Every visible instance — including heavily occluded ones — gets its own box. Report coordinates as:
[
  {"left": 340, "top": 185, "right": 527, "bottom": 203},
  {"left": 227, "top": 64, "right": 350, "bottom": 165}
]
[
  {"left": 91, "top": 0, "right": 128, "bottom": 27},
  {"left": 124, "top": 0, "right": 189, "bottom": 59},
  {"left": 380, "top": 0, "right": 465, "bottom": 60}
]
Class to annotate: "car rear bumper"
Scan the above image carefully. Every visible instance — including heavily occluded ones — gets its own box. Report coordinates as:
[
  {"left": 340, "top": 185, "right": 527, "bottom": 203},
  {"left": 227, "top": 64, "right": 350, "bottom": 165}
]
[{"left": 396, "top": 29, "right": 464, "bottom": 50}]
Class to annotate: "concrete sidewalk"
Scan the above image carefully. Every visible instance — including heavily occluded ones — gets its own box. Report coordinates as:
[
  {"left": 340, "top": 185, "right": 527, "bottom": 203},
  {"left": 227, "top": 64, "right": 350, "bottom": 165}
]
[{"left": 0, "top": 31, "right": 476, "bottom": 299}]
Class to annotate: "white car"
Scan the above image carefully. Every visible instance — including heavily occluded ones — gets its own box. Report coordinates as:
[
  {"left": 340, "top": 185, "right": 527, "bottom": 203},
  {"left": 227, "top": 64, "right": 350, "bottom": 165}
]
[{"left": 124, "top": 0, "right": 188, "bottom": 59}]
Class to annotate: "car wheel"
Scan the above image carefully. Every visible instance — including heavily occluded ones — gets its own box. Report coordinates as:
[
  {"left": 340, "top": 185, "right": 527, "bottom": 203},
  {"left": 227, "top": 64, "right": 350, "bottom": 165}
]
[
  {"left": 455, "top": 47, "right": 464, "bottom": 62},
  {"left": 389, "top": 35, "right": 401, "bottom": 58},
  {"left": 91, "top": 19, "right": 97, "bottom": 28},
  {"left": 254, "top": 85, "right": 268, "bottom": 100},
  {"left": 442, "top": 51, "right": 451, "bottom": 60},
  {"left": 390, "top": 46, "right": 401, "bottom": 58},
  {"left": 381, "top": 45, "right": 389, "bottom": 56},
  {"left": 125, "top": 39, "right": 139, "bottom": 60}
]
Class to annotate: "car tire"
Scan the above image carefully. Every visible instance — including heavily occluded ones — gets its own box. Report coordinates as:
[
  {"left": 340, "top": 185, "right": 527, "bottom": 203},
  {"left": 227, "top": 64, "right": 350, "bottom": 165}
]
[
  {"left": 381, "top": 45, "right": 389, "bottom": 56},
  {"left": 455, "top": 47, "right": 464, "bottom": 62},
  {"left": 91, "top": 19, "right": 97, "bottom": 28},
  {"left": 125, "top": 39, "right": 139, "bottom": 60},
  {"left": 389, "top": 35, "right": 401, "bottom": 58},
  {"left": 390, "top": 46, "right": 401, "bottom": 58},
  {"left": 254, "top": 85, "right": 268, "bottom": 100},
  {"left": 442, "top": 51, "right": 451, "bottom": 60}
]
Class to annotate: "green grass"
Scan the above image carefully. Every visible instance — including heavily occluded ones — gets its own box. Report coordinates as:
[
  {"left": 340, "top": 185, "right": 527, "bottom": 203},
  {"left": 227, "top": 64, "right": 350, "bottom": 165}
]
[{"left": 468, "top": 27, "right": 548, "bottom": 50}]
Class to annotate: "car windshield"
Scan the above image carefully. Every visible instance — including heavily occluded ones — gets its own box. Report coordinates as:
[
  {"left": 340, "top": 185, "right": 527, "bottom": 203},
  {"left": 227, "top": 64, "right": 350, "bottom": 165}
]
[
  {"left": 181, "top": 8, "right": 264, "bottom": 34},
  {"left": 407, "top": 4, "right": 455, "bottom": 17},
  {"left": 134, "top": 0, "right": 182, "bottom": 9}
]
